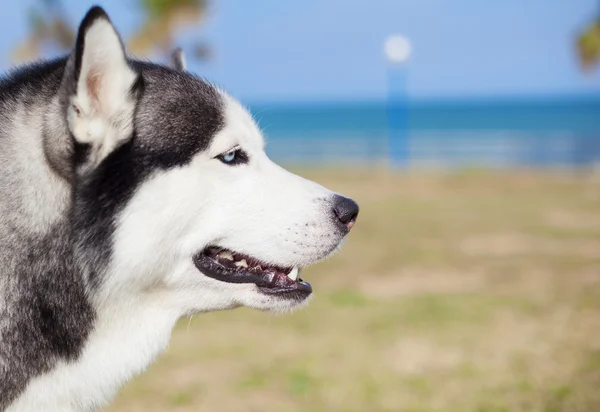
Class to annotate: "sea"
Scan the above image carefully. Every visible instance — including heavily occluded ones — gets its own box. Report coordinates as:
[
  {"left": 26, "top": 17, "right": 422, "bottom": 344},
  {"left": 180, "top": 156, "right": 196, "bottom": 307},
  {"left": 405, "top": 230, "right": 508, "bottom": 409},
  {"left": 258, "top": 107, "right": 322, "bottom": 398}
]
[{"left": 249, "top": 97, "right": 600, "bottom": 168}]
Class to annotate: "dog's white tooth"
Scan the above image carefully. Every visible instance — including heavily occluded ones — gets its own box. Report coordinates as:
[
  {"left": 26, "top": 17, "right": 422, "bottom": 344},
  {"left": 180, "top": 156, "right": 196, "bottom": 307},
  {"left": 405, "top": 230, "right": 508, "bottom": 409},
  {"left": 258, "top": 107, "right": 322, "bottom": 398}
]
[
  {"left": 219, "top": 251, "right": 234, "bottom": 261},
  {"left": 287, "top": 267, "right": 299, "bottom": 281},
  {"left": 235, "top": 259, "right": 248, "bottom": 268}
]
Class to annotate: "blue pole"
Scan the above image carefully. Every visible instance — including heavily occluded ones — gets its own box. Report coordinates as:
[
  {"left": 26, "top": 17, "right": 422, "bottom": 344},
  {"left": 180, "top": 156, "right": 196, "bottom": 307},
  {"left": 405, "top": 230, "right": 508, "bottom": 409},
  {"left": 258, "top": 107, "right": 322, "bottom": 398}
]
[{"left": 387, "top": 65, "right": 409, "bottom": 167}]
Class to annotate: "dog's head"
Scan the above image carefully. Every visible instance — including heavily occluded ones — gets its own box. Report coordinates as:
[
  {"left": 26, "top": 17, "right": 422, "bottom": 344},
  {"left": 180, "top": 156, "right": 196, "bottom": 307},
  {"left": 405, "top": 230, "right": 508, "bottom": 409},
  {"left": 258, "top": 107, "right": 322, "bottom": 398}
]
[{"left": 61, "top": 7, "right": 358, "bottom": 314}]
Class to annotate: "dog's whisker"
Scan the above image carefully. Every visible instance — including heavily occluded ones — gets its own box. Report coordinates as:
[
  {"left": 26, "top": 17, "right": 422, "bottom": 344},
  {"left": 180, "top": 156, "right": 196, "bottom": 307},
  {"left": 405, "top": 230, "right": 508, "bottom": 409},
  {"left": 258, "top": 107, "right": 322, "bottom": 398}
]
[{"left": 187, "top": 315, "right": 195, "bottom": 334}]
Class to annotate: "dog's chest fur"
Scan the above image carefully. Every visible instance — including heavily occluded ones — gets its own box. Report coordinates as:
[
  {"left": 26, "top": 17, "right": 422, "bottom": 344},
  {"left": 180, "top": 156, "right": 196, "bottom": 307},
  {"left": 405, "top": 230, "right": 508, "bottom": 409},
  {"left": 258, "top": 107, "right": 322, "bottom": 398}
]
[{"left": 7, "top": 298, "right": 178, "bottom": 412}]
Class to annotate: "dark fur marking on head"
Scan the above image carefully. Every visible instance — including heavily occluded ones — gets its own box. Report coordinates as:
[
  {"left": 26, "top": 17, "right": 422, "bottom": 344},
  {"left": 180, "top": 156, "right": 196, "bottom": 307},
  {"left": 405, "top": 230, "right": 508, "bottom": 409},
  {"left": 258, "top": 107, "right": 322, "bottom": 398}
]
[
  {"left": 77, "top": 63, "right": 225, "bottom": 288},
  {"left": 0, "top": 57, "right": 66, "bottom": 105}
]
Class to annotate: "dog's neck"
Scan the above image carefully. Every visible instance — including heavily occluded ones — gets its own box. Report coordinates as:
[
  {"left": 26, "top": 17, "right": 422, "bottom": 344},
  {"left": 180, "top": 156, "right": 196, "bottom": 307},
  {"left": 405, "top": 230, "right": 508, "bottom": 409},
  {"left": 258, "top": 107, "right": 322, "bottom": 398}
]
[{"left": 7, "top": 293, "right": 179, "bottom": 412}]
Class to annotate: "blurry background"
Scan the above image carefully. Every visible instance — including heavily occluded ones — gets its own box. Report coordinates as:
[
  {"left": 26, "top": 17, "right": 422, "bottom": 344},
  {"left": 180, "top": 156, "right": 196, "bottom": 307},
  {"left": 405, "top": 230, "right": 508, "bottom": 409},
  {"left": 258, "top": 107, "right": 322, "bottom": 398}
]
[{"left": 3, "top": 1, "right": 600, "bottom": 411}]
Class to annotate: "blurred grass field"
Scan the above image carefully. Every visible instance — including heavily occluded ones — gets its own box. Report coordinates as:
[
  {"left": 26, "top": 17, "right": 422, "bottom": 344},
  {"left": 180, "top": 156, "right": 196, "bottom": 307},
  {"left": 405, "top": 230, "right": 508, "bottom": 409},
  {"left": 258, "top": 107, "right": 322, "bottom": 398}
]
[{"left": 107, "top": 169, "right": 600, "bottom": 412}]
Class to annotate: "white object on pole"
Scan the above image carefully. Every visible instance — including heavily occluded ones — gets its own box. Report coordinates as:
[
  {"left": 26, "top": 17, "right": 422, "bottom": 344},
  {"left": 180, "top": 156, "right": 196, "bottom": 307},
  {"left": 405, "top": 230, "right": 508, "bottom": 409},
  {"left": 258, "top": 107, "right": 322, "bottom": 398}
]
[{"left": 384, "top": 35, "right": 412, "bottom": 63}]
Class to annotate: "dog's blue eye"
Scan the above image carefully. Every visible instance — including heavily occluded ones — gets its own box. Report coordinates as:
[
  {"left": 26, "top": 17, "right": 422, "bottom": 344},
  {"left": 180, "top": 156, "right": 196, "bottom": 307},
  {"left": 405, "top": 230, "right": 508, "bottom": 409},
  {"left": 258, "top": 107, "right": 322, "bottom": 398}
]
[
  {"left": 222, "top": 151, "right": 236, "bottom": 163},
  {"left": 217, "top": 148, "right": 249, "bottom": 166}
]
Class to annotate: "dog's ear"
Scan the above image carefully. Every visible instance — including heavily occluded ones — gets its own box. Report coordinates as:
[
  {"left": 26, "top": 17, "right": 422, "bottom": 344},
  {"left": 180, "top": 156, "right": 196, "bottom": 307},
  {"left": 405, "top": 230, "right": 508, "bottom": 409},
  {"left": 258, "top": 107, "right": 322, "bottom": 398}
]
[
  {"left": 62, "top": 6, "right": 138, "bottom": 166},
  {"left": 171, "top": 48, "right": 187, "bottom": 71}
]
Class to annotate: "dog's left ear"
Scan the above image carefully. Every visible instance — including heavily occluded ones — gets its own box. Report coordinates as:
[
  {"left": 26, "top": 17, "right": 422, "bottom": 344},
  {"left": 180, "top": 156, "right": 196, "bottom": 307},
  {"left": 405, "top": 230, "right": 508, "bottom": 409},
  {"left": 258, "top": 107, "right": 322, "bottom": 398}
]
[
  {"left": 62, "top": 6, "right": 138, "bottom": 166},
  {"left": 171, "top": 48, "right": 187, "bottom": 71}
]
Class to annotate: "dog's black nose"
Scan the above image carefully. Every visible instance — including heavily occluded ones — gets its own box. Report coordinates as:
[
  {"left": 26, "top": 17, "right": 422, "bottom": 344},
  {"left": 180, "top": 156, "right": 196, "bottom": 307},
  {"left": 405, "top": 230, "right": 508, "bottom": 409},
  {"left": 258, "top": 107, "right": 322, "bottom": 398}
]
[{"left": 332, "top": 195, "right": 359, "bottom": 229}]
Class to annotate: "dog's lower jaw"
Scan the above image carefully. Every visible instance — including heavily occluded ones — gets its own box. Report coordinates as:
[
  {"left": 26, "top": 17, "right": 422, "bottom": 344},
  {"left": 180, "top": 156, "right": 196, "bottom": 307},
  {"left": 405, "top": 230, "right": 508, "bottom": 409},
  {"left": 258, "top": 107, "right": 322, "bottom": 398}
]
[{"left": 6, "top": 297, "right": 180, "bottom": 412}]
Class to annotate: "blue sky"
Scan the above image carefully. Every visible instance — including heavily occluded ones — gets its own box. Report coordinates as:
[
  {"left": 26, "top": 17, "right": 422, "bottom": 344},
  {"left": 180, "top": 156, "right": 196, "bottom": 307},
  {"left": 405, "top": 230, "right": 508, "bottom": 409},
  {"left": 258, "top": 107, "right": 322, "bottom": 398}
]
[{"left": 1, "top": 0, "right": 599, "bottom": 103}]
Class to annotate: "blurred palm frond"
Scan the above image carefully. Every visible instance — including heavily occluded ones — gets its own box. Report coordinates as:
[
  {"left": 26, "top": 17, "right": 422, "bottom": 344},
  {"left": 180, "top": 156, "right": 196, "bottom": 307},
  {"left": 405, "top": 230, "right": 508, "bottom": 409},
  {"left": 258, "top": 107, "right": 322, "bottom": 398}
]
[
  {"left": 12, "top": 1, "right": 75, "bottom": 62},
  {"left": 576, "top": 0, "right": 600, "bottom": 71},
  {"left": 576, "top": 18, "right": 600, "bottom": 70},
  {"left": 128, "top": 0, "right": 208, "bottom": 58}
]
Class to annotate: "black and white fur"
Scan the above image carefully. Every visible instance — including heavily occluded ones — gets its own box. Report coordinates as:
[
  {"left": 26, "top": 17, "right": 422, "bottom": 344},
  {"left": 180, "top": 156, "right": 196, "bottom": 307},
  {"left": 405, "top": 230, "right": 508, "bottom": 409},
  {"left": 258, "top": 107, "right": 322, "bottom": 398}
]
[{"left": 0, "top": 6, "right": 358, "bottom": 411}]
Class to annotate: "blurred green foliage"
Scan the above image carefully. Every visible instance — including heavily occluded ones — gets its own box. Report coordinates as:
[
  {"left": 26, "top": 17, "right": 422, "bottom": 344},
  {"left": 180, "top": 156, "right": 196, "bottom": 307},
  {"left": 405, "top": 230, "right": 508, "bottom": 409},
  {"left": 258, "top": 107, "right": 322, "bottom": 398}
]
[
  {"left": 576, "top": 1, "right": 600, "bottom": 70},
  {"left": 577, "top": 18, "right": 600, "bottom": 70},
  {"left": 13, "top": 0, "right": 210, "bottom": 63},
  {"left": 140, "top": 0, "right": 205, "bottom": 17}
]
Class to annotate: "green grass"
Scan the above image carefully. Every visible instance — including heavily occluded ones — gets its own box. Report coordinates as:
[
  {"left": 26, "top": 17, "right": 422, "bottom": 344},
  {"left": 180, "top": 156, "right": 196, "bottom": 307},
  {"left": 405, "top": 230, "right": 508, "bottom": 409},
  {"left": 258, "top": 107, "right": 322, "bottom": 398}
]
[
  {"left": 168, "top": 392, "right": 193, "bottom": 406},
  {"left": 327, "top": 290, "right": 371, "bottom": 307},
  {"left": 286, "top": 367, "right": 315, "bottom": 397},
  {"left": 106, "top": 170, "right": 600, "bottom": 412}
]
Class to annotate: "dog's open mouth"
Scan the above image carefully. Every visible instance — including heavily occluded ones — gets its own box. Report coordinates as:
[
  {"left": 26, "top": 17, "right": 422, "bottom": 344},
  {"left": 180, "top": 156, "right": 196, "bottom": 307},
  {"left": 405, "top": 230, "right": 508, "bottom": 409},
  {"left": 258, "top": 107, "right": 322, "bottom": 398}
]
[{"left": 193, "top": 247, "right": 312, "bottom": 295}]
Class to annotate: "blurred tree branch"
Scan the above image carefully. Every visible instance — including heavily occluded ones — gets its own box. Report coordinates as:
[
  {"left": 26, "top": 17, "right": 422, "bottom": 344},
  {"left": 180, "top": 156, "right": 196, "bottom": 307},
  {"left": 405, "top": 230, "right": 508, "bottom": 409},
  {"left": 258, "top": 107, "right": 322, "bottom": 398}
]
[{"left": 12, "top": 0, "right": 211, "bottom": 63}]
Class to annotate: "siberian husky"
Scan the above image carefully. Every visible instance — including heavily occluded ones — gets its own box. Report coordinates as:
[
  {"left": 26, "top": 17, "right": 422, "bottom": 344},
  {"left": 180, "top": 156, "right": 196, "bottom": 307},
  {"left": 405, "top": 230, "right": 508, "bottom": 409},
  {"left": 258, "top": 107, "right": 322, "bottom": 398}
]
[{"left": 0, "top": 6, "right": 358, "bottom": 411}]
